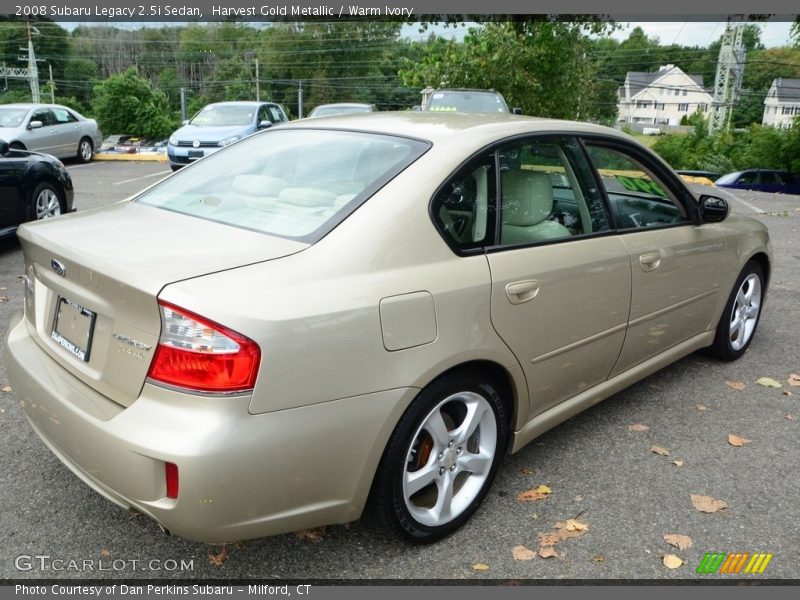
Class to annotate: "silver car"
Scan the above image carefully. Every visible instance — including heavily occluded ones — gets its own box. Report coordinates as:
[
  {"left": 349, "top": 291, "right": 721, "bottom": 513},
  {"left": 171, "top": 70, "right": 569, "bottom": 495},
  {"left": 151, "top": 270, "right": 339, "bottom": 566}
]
[
  {"left": 5, "top": 113, "right": 770, "bottom": 544},
  {"left": 0, "top": 103, "right": 103, "bottom": 163}
]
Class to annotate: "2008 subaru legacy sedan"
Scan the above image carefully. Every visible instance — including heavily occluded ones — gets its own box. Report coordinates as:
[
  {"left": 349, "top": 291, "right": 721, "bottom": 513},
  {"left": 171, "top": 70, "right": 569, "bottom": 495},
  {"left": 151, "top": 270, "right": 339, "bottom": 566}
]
[{"left": 5, "top": 113, "right": 770, "bottom": 544}]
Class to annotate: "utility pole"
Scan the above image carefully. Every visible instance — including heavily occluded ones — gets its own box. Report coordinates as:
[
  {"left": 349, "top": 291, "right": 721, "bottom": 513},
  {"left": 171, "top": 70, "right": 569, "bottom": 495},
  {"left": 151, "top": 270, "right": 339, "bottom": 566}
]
[
  {"left": 0, "top": 22, "right": 42, "bottom": 102},
  {"left": 180, "top": 87, "right": 187, "bottom": 122},
  {"left": 255, "top": 58, "right": 260, "bottom": 101},
  {"left": 48, "top": 64, "right": 54, "bottom": 103},
  {"left": 297, "top": 80, "right": 303, "bottom": 118},
  {"left": 710, "top": 23, "right": 746, "bottom": 134}
]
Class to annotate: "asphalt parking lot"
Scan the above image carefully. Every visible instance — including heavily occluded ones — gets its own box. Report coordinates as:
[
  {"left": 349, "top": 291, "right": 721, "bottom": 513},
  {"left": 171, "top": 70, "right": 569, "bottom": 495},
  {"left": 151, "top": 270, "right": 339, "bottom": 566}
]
[{"left": 0, "top": 161, "right": 798, "bottom": 580}]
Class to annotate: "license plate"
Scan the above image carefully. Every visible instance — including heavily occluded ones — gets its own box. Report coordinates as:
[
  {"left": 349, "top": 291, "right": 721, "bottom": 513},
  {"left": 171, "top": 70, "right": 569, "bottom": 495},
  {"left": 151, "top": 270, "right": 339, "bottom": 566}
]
[
  {"left": 188, "top": 149, "right": 204, "bottom": 158},
  {"left": 51, "top": 297, "right": 96, "bottom": 362}
]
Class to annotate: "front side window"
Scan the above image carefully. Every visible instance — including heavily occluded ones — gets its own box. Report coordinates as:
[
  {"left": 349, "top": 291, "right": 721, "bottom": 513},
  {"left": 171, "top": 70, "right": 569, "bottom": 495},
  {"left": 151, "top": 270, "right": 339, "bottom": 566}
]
[
  {"left": 30, "top": 110, "right": 53, "bottom": 126},
  {"left": 136, "top": 129, "right": 429, "bottom": 242},
  {"left": 584, "top": 144, "right": 689, "bottom": 230}
]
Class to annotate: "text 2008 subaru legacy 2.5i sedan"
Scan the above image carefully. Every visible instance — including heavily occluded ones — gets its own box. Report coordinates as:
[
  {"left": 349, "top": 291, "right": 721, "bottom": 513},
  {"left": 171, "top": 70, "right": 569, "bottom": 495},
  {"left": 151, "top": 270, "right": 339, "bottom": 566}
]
[{"left": 5, "top": 113, "right": 770, "bottom": 544}]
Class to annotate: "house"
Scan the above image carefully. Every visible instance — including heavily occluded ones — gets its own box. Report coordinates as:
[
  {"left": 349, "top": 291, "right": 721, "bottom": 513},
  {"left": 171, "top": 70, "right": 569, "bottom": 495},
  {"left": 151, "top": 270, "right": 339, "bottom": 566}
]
[
  {"left": 617, "top": 64, "right": 713, "bottom": 127},
  {"left": 762, "top": 78, "right": 800, "bottom": 128}
]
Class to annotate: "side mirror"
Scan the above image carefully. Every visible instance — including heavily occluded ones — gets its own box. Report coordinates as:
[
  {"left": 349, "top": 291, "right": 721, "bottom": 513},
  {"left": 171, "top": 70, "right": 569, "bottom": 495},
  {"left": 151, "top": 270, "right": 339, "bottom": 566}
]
[
  {"left": 698, "top": 194, "right": 729, "bottom": 223},
  {"left": 512, "top": 107, "right": 523, "bottom": 115},
  {"left": 182, "top": 120, "right": 189, "bottom": 126},
  {"left": 257, "top": 120, "right": 273, "bottom": 129},
  {"left": 0, "top": 140, "right": 8, "bottom": 155},
  {"left": 28, "top": 120, "right": 43, "bottom": 130}
]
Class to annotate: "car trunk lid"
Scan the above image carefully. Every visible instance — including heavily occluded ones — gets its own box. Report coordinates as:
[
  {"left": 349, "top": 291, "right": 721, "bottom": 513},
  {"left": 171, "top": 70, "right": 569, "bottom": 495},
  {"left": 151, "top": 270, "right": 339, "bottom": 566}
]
[{"left": 18, "top": 201, "right": 307, "bottom": 408}]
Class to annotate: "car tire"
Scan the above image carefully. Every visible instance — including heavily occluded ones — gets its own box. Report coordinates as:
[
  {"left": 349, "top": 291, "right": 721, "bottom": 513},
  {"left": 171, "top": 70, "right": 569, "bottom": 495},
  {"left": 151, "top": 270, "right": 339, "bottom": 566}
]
[
  {"left": 368, "top": 371, "right": 509, "bottom": 543},
  {"left": 170, "top": 164, "right": 182, "bottom": 172},
  {"left": 707, "top": 260, "right": 764, "bottom": 361},
  {"left": 9, "top": 142, "right": 25, "bottom": 151},
  {"left": 29, "top": 182, "right": 64, "bottom": 221},
  {"left": 77, "top": 137, "right": 94, "bottom": 163}
]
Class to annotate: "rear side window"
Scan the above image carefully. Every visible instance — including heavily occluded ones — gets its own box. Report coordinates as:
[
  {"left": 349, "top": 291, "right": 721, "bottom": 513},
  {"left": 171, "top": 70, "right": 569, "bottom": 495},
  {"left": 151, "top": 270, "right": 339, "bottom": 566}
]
[{"left": 136, "top": 129, "right": 429, "bottom": 242}]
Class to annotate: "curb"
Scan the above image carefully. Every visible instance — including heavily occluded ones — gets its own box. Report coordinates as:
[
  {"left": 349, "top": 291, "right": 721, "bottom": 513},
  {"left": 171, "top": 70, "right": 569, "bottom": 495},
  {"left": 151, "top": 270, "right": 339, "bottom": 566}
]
[{"left": 94, "top": 153, "right": 167, "bottom": 162}]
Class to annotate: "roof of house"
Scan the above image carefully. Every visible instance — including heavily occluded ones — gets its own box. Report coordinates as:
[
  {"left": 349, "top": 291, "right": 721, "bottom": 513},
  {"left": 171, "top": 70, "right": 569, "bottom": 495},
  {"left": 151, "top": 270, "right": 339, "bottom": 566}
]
[
  {"left": 621, "top": 65, "right": 705, "bottom": 98},
  {"left": 770, "top": 78, "right": 800, "bottom": 103}
]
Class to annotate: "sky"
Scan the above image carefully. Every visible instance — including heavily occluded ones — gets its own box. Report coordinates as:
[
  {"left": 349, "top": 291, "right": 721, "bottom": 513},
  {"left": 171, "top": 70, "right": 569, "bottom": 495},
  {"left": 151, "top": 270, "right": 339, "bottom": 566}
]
[{"left": 403, "top": 21, "right": 797, "bottom": 48}]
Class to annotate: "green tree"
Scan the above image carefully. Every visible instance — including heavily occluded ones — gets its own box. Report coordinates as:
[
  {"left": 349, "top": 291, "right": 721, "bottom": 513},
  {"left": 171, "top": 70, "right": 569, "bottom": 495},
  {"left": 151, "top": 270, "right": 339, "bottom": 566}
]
[{"left": 92, "top": 67, "right": 175, "bottom": 139}]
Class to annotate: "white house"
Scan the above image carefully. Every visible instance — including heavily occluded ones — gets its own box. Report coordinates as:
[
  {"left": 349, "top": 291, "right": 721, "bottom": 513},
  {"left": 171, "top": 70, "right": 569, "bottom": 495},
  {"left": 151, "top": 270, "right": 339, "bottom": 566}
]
[
  {"left": 617, "top": 64, "right": 713, "bottom": 127},
  {"left": 762, "top": 78, "right": 800, "bottom": 128}
]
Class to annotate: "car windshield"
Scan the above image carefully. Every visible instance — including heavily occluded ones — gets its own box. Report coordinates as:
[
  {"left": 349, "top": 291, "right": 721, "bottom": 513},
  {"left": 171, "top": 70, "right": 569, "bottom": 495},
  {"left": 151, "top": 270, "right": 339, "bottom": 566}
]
[
  {"left": 136, "top": 129, "right": 429, "bottom": 242},
  {"left": 311, "top": 105, "right": 372, "bottom": 117},
  {"left": 426, "top": 92, "right": 508, "bottom": 114},
  {"left": 0, "top": 107, "right": 29, "bottom": 127},
  {"left": 190, "top": 105, "right": 256, "bottom": 126}
]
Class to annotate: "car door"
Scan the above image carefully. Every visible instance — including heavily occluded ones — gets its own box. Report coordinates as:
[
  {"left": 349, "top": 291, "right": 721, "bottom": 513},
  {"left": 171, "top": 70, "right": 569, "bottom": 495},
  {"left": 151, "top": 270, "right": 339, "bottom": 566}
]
[
  {"left": 451, "top": 136, "right": 631, "bottom": 417},
  {"left": 23, "top": 108, "right": 58, "bottom": 155},
  {"left": 582, "top": 139, "right": 728, "bottom": 376},
  {"left": 50, "top": 107, "right": 81, "bottom": 157},
  {"left": 0, "top": 152, "right": 25, "bottom": 228}
]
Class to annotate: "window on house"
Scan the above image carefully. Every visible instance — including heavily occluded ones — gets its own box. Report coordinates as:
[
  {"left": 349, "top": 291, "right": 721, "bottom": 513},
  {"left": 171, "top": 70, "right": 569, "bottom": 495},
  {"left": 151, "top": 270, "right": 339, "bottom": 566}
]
[
  {"left": 683, "top": 90, "right": 688, "bottom": 96},
  {"left": 678, "top": 104, "right": 689, "bottom": 112}
]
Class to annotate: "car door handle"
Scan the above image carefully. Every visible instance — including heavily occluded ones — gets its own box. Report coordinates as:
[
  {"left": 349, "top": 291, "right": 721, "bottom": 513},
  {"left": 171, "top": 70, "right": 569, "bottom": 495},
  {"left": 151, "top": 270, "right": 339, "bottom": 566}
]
[
  {"left": 505, "top": 280, "right": 540, "bottom": 305},
  {"left": 639, "top": 252, "right": 661, "bottom": 271}
]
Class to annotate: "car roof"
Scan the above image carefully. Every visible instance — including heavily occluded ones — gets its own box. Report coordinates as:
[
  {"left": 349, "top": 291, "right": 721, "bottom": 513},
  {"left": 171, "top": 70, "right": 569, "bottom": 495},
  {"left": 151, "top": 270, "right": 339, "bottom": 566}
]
[
  {"left": 204, "top": 101, "right": 272, "bottom": 107},
  {"left": 280, "top": 111, "right": 633, "bottom": 146},
  {"left": 313, "top": 103, "right": 373, "bottom": 108},
  {"left": 0, "top": 103, "right": 71, "bottom": 109}
]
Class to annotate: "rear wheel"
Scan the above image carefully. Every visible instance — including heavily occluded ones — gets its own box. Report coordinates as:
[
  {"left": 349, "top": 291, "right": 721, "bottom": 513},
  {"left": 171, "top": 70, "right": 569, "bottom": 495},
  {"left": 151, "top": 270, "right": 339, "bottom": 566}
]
[
  {"left": 29, "top": 182, "right": 63, "bottom": 221},
  {"left": 708, "top": 260, "right": 764, "bottom": 360},
  {"left": 77, "top": 137, "right": 94, "bottom": 163},
  {"left": 368, "top": 372, "right": 509, "bottom": 543}
]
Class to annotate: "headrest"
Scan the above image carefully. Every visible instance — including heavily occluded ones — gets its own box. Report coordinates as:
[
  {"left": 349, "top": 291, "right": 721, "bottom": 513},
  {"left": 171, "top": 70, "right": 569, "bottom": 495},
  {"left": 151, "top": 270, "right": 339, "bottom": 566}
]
[
  {"left": 232, "top": 174, "right": 287, "bottom": 197},
  {"left": 278, "top": 187, "right": 338, "bottom": 208},
  {"left": 501, "top": 171, "right": 554, "bottom": 227}
]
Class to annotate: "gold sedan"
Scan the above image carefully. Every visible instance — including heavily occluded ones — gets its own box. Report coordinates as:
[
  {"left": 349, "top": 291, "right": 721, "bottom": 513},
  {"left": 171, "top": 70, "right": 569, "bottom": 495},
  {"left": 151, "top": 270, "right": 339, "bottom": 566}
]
[{"left": 5, "top": 113, "right": 770, "bottom": 543}]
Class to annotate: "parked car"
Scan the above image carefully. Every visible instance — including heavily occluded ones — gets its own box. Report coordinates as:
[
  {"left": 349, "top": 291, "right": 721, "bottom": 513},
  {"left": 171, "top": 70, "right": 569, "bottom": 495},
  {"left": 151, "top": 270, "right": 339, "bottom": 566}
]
[
  {"left": 0, "top": 139, "right": 74, "bottom": 238},
  {"left": 0, "top": 103, "right": 102, "bottom": 163},
  {"left": 6, "top": 113, "right": 770, "bottom": 544},
  {"left": 167, "top": 101, "right": 288, "bottom": 170},
  {"left": 425, "top": 89, "right": 522, "bottom": 114},
  {"left": 307, "top": 103, "right": 376, "bottom": 118},
  {"left": 715, "top": 169, "right": 800, "bottom": 195},
  {"left": 676, "top": 169, "right": 721, "bottom": 181}
]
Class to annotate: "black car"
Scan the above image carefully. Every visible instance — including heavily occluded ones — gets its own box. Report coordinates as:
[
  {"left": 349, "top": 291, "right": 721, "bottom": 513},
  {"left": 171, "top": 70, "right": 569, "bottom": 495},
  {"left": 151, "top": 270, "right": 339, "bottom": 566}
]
[{"left": 0, "top": 138, "right": 74, "bottom": 238}]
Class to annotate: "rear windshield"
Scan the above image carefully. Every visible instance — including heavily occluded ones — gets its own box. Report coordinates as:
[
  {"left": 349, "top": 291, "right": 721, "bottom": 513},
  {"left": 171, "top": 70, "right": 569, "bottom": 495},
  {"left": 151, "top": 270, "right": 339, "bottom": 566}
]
[
  {"left": 136, "top": 129, "right": 429, "bottom": 242},
  {"left": 310, "top": 105, "right": 373, "bottom": 117},
  {"left": 426, "top": 92, "right": 508, "bottom": 114}
]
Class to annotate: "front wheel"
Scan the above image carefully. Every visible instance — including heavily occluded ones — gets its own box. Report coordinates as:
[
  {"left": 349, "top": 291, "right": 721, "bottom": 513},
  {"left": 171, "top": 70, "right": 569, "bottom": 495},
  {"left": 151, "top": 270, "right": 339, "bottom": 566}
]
[
  {"left": 77, "top": 137, "right": 94, "bottom": 163},
  {"left": 368, "top": 372, "right": 509, "bottom": 543},
  {"left": 708, "top": 260, "right": 764, "bottom": 360},
  {"left": 29, "top": 182, "right": 63, "bottom": 221}
]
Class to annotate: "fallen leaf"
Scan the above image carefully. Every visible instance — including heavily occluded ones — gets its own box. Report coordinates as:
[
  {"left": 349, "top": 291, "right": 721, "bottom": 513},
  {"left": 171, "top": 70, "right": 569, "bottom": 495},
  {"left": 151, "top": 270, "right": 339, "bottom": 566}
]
[
  {"left": 728, "top": 434, "right": 752, "bottom": 447},
  {"left": 786, "top": 414, "right": 795, "bottom": 421},
  {"left": 663, "top": 533, "right": 693, "bottom": 550},
  {"left": 650, "top": 445, "right": 670, "bottom": 456},
  {"left": 756, "top": 377, "right": 782, "bottom": 388},
  {"left": 538, "top": 546, "right": 559, "bottom": 559},
  {"left": 512, "top": 545, "right": 535, "bottom": 561},
  {"left": 788, "top": 374, "right": 800, "bottom": 387},
  {"left": 100, "top": 548, "right": 111, "bottom": 557},
  {"left": 691, "top": 494, "right": 728, "bottom": 513},
  {"left": 725, "top": 381, "right": 746, "bottom": 391},
  {"left": 696, "top": 404, "right": 708, "bottom": 411},
  {"left": 563, "top": 519, "right": 589, "bottom": 532},
  {"left": 671, "top": 460, "right": 685, "bottom": 467},
  {"left": 628, "top": 423, "right": 650, "bottom": 432},
  {"left": 516, "top": 485, "right": 552, "bottom": 502},
  {"left": 1, "top": 385, "right": 12, "bottom": 393},
  {"left": 663, "top": 554, "right": 684, "bottom": 569},
  {"left": 538, "top": 532, "right": 561, "bottom": 546},
  {"left": 0, "top": 296, "right": 8, "bottom": 303},
  {"left": 574, "top": 496, "right": 583, "bottom": 502},
  {"left": 208, "top": 545, "right": 228, "bottom": 567},
  {"left": 471, "top": 563, "right": 490, "bottom": 571},
  {"left": 783, "top": 391, "right": 793, "bottom": 396},
  {"left": 592, "top": 555, "right": 605, "bottom": 563},
  {"left": 519, "top": 467, "right": 534, "bottom": 476},
  {"left": 294, "top": 527, "right": 326, "bottom": 543},
  {"left": 553, "top": 519, "right": 589, "bottom": 540}
]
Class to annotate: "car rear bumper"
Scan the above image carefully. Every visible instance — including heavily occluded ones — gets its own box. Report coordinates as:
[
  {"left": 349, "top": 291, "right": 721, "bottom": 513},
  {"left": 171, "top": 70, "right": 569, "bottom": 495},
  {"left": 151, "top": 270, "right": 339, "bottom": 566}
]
[{"left": 5, "top": 310, "right": 415, "bottom": 542}]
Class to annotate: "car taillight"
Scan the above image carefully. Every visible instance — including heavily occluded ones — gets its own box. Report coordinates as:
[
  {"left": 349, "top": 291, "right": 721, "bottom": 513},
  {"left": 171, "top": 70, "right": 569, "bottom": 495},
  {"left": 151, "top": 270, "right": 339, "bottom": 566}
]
[
  {"left": 165, "top": 462, "right": 179, "bottom": 499},
  {"left": 147, "top": 301, "right": 260, "bottom": 393}
]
